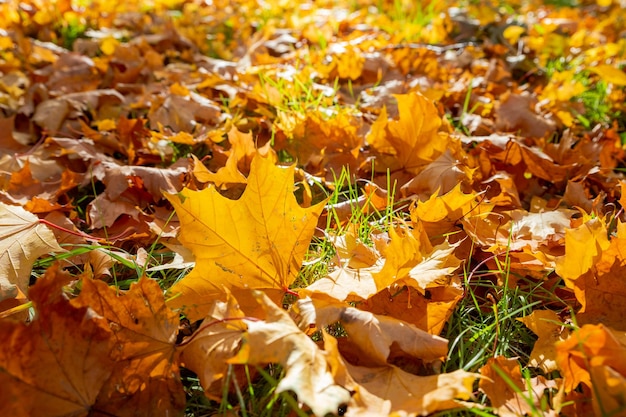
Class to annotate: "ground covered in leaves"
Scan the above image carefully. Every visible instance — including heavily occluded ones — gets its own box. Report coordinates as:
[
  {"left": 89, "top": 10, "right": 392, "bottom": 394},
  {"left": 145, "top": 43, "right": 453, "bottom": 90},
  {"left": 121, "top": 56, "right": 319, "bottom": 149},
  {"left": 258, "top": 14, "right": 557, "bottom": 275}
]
[{"left": 1, "top": 0, "right": 626, "bottom": 416}]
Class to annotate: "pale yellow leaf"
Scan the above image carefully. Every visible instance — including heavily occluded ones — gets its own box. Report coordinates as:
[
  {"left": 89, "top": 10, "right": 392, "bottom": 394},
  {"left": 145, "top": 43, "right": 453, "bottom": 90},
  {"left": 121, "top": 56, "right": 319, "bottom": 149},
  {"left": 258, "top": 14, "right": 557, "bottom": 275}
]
[
  {"left": 229, "top": 291, "right": 351, "bottom": 417},
  {"left": 294, "top": 297, "right": 448, "bottom": 364},
  {"left": 0, "top": 203, "right": 63, "bottom": 301}
]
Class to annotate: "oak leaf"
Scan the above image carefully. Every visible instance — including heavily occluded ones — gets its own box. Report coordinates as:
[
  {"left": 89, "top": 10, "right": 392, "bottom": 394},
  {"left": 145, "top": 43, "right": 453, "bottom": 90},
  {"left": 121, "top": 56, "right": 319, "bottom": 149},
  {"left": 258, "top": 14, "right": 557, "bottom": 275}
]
[
  {"left": 0, "top": 202, "right": 63, "bottom": 302},
  {"left": 229, "top": 291, "right": 351, "bottom": 417},
  {"left": 165, "top": 153, "right": 326, "bottom": 320}
]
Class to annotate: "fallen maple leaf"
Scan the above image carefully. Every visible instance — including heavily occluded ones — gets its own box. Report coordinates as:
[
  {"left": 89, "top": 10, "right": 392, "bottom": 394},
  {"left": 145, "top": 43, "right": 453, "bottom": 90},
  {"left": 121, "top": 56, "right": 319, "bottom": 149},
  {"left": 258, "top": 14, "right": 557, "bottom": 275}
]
[
  {"left": 556, "top": 323, "right": 626, "bottom": 416},
  {"left": 588, "top": 64, "right": 626, "bottom": 86},
  {"left": 192, "top": 126, "right": 265, "bottom": 188},
  {"left": 318, "top": 327, "right": 479, "bottom": 416},
  {"left": 72, "top": 277, "right": 185, "bottom": 416},
  {"left": 294, "top": 297, "right": 449, "bottom": 365},
  {"left": 346, "top": 362, "right": 478, "bottom": 415},
  {"left": 589, "top": 365, "right": 626, "bottom": 417},
  {"left": 412, "top": 183, "right": 493, "bottom": 237},
  {"left": 301, "top": 262, "right": 382, "bottom": 303},
  {"left": 320, "top": 329, "right": 392, "bottom": 416},
  {"left": 0, "top": 265, "right": 115, "bottom": 416},
  {"left": 555, "top": 216, "right": 610, "bottom": 282},
  {"left": 401, "top": 149, "right": 475, "bottom": 199},
  {"left": 361, "top": 285, "right": 463, "bottom": 335},
  {"left": 479, "top": 356, "right": 558, "bottom": 417},
  {"left": 165, "top": 152, "right": 326, "bottom": 320},
  {"left": 494, "top": 92, "right": 556, "bottom": 138},
  {"left": 555, "top": 225, "right": 626, "bottom": 330},
  {"left": 0, "top": 202, "right": 63, "bottom": 302},
  {"left": 229, "top": 291, "right": 351, "bottom": 417},
  {"left": 178, "top": 290, "right": 247, "bottom": 399},
  {"left": 518, "top": 310, "right": 571, "bottom": 373},
  {"left": 368, "top": 92, "right": 449, "bottom": 172},
  {"left": 374, "top": 227, "right": 462, "bottom": 293}
]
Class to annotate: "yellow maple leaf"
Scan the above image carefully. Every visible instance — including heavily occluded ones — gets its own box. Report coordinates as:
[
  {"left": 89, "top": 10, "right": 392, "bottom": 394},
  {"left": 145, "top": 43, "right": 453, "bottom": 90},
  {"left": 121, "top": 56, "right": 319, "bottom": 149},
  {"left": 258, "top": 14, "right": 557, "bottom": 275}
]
[
  {"left": 165, "top": 153, "right": 326, "bottom": 320},
  {"left": 347, "top": 363, "right": 477, "bottom": 415},
  {"left": 411, "top": 183, "right": 491, "bottom": 238},
  {"left": 192, "top": 127, "right": 265, "bottom": 188},
  {"left": 503, "top": 25, "right": 525, "bottom": 45},
  {"left": 517, "top": 310, "right": 571, "bottom": 373},
  {"left": 554, "top": 216, "right": 610, "bottom": 283},
  {"left": 373, "top": 226, "right": 461, "bottom": 292},
  {"left": 590, "top": 365, "right": 626, "bottom": 417},
  {"left": 565, "top": 236, "right": 626, "bottom": 330},
  {"left": 72, "top": 277, "right": 185, "bottom": 414},
  {"left": 100, "top": 36, "right": 119, "bottom": 56},
  {"left": 368, "top": 92, "right": 448, "bottom": 172},
  {"left": 294, "top": 297, "right": 449, "bottom": 364}
]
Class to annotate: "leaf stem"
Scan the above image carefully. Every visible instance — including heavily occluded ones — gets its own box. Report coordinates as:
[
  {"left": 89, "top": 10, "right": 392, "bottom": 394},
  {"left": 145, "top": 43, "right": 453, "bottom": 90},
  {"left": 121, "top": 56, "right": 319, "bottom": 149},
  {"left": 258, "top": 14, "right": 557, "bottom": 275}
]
[{"left": 38, "top": 218, "right": 102, "bottom": 242}]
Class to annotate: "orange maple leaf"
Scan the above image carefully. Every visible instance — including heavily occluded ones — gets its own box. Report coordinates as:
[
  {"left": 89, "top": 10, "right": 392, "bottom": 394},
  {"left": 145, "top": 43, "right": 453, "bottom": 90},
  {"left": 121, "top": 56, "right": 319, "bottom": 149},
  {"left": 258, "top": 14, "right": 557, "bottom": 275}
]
[
  {"left": 0, "top": 265, "right": 115, "bottom": 416},
  {"left": 480, "top": 356, "right": 558, "bottom": 417},
  {"left": 72, "top": 277, "right": 185, "bottom": 415}
]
